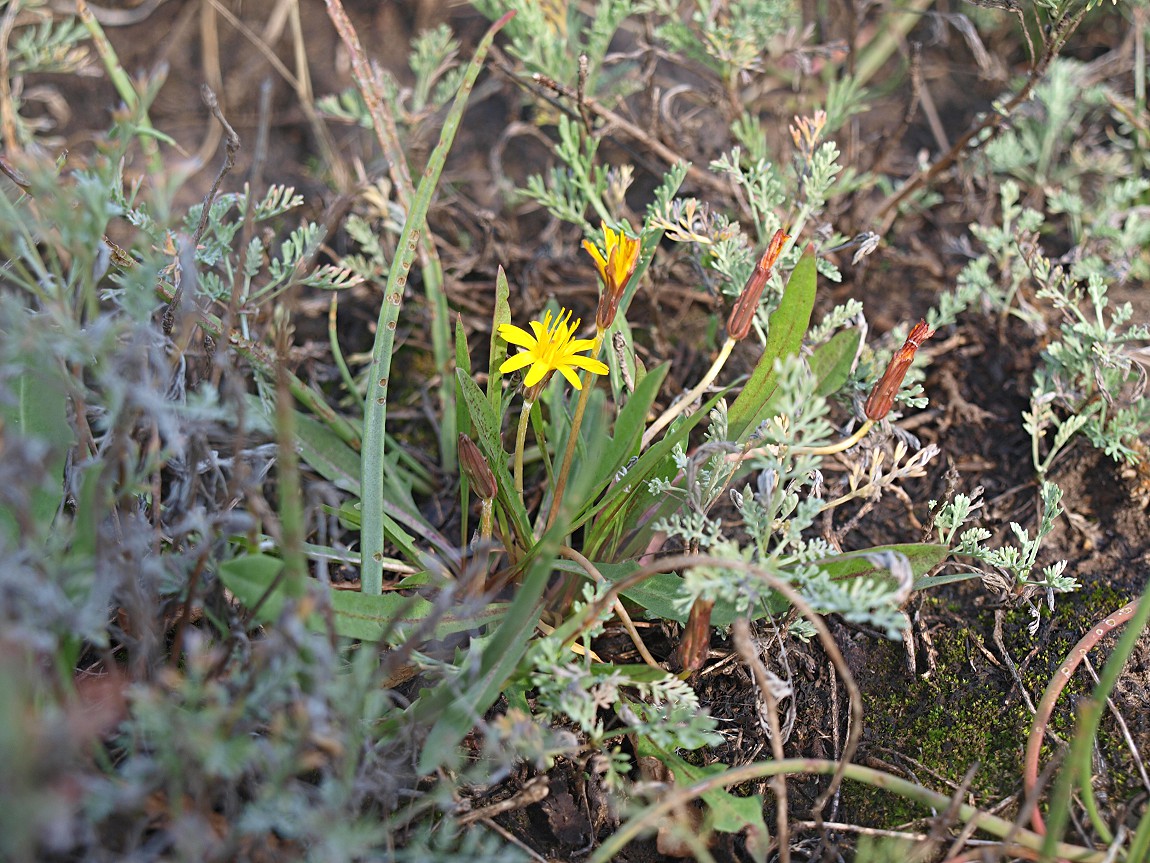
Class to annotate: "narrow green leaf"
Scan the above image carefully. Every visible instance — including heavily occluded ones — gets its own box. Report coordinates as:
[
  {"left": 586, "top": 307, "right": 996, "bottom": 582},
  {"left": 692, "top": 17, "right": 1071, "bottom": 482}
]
[
  {"left": 456, "top": 370, "right": 501, "bottom": 465},
  {"left": 330, "top": 590, "right": 505, "bottom": 642},
  {"left": 591, "top": 362, "right": 669, "bottom": 490},
  {"left": 727, "top": 247, "right": 818, "bottom": 440},
  {"left": 219, "top": 553, "right": 506, "bottom": 641},
  {"left": 487, "top": 265, "right": 511, "bottom": 418},
  {"left": 914, "top": 570, "right": 982, "bottom": 589},
  {"left": 247, "top": 395, "right": 433, "bottom": 544},
  {"left": 456, "top": 368, "right": 532, "bottom": 543},
  {"left": 811, "top": 542, "right": 950, "bottom": 585},
  {"left": 0, "top": 362, "right": 71, "bottom": 541},
  {"left": 808, "top": 328, "right": 861, "bottom": 398},
  {"left": 455, "top": 314, "right": 472, "bottom": 377},
  {"left": 293, "top": 407, "right": 362, "bottom": 495},
  {"left": 577, "top": 387, "right": 728, "bottom": 540},
  {"left": 338, "top": 489, "right": 453, "bottom": 562},
  {"left": 455, "top": 314, "right": 471, "bottom": 545},
  {"left": 360, "top": 12, "right": 514, "bottom": 594}
]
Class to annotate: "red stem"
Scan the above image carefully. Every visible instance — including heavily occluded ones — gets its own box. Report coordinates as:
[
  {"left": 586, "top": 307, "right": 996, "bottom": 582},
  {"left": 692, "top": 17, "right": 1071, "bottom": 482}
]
[{"left": 1021, "top": 599, "right": 1140, "bottom": 834}]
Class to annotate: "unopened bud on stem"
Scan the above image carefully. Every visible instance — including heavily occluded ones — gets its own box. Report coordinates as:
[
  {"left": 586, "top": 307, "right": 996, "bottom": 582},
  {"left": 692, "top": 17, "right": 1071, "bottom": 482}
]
[{"left": 458, "top": 433, "right": 497, "bottom": 500}]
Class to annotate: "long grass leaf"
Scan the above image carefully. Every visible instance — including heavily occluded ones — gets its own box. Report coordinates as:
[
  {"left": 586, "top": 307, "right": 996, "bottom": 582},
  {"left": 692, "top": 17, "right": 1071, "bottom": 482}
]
[
  {"left": 487, "top": 266, "right": 512, "bottom": 417},
  {"left": 359, "top": 12, "right": 515, "bottom": 595}
]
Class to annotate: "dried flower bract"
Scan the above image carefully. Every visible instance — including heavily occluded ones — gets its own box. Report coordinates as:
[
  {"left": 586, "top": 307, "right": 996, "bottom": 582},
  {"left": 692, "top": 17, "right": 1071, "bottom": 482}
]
[
  {"left": 726, "top": 228, "right": 790, "bottom": 341},
  {"left": 864, "top": 319, "right": 935, "bottom": 421}
]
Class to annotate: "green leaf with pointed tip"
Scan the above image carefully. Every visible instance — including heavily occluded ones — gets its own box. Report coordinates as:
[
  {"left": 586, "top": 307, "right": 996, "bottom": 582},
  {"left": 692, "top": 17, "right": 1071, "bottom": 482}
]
[
  {"left": 914, "top": 569, "right": 981, "bottom": 589},
  {"left": 488, "top": 266, "right": 511, "bottom": 418},
  {"left": 727, "top": 247, "right": 818, "bottom": 440},
  {"left": 219, "top": 553, "right": 506, "bottom": 642},
  {"left": 810, "top": 543, "right": 950, "bottom": 587},
  {"left": 455, "top": 314, "right": 472, "bottom": 377},
  {"left": 809, "top": 328, "right": 861, "bottom": 398}
]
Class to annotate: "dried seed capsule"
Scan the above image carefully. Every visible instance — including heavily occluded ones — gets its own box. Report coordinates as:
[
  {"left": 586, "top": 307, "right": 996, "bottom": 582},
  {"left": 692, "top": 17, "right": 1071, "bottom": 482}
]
[
  {"left": 864, "top": 319, "right": 935, "bottom": 421},
  {"left": 726, "top": 228, "right": 790, "bottom": 341}
]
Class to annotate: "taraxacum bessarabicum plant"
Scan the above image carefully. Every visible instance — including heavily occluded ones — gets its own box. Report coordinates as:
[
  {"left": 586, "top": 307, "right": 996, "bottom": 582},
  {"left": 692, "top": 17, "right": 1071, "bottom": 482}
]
[{"left": 226, "top": 0, "right": 956, "bottom": 828}]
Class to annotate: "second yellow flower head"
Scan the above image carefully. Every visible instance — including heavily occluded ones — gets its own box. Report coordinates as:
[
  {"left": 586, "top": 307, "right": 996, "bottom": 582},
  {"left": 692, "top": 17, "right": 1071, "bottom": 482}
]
[
  {"left": 583, "top": 222, "right": 641, "bottom": 331},
  {"left": 498, "top": 308, "right": 608, "bottom": 391}
]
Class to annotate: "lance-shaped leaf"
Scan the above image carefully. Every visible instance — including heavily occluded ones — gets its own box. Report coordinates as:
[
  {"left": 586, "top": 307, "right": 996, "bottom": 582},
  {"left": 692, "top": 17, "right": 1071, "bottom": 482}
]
[{"left": 726, "top": 245, "right": 817, "bottom": 441}]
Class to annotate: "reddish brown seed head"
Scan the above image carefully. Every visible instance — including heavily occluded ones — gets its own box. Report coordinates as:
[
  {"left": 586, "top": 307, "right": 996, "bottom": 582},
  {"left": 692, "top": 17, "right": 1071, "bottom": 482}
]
[
  {"left": 864, "top": 319, "right": 935, "bottom": 421},
  {"left": 726, "top": 228, "right": 790, "bottom": 341}
]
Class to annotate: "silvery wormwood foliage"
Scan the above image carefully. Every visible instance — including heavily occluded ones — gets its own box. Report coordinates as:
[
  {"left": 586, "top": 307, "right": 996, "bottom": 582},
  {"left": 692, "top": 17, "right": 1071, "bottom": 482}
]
[
  {"left": 526, "top": 584, "right": 721, "bottom": 752},
  {"left": 657, "top": 356, "right": 911, "bottom": 638}
]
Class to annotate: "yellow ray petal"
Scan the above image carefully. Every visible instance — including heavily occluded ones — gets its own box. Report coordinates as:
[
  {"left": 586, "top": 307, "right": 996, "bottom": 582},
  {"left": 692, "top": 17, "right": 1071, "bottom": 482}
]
[
  {"left": 498, "top": 323, "right": 538, "bottom": 349},
  {"left": 499, "top": 352, "right": 536, "bottom": 374}
]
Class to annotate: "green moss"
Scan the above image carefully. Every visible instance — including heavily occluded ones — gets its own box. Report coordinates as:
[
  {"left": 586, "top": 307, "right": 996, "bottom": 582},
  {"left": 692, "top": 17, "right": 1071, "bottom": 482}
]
[
  {"left": 841, "top": 599, "right": 1032, "bottom": 826},
  {"left": 840, "top": 584, "right": 1146, "bottom": 830}
]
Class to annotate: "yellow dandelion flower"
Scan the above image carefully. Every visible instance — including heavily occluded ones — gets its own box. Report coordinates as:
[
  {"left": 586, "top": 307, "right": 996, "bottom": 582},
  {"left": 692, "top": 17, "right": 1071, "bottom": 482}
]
[
  {"left": 498, "top": 308, "right": 608, "bottom": 390},
  {"left": 582, "top": 222, "right": 641, "bottom": 330}
]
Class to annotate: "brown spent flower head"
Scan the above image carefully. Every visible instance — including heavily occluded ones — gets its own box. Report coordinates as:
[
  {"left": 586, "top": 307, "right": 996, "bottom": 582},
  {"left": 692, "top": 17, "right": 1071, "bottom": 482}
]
[
  {"left": 582, "top": 222, "right": 641, "bottom": 331},
  {"left": 458, "top": 433, "right": 497, "bottom": 500},
  {"left": 726, "top": 228, "right": 790, "bottom": 341},
  {"left": 864, "top": 319, "right": 935, "bottom": 421}
]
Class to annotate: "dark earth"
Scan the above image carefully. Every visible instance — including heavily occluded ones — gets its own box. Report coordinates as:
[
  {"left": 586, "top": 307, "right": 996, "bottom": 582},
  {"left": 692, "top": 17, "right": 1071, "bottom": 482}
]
[{"left": 33, "top": 0, "right": 1150, "bottom": 858}]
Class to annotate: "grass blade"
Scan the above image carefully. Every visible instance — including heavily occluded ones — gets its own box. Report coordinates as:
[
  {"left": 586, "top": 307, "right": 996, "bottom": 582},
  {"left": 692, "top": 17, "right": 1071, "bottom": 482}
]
[{"left": 359, "top": 12, "right": 515, "bottom": 595}]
